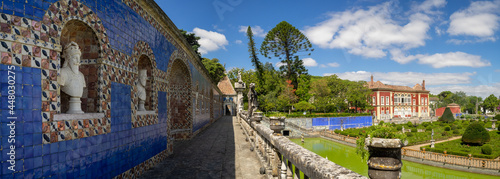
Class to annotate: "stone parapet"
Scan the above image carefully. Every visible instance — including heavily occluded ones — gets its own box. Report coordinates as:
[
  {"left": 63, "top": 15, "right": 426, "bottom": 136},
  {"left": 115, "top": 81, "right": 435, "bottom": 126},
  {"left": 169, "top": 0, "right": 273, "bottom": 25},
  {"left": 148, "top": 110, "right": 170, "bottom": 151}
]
[{"left": 239, "top": 114, "right": 366, "bottom": 179}]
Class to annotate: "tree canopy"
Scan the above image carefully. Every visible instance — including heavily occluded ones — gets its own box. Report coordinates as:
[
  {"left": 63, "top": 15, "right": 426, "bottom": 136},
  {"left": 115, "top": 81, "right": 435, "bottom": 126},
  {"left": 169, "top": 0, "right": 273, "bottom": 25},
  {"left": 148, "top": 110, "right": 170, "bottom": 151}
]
[
  {"left": 180, "top": 29, "right": 201, "bottom": 60},
  {"left": 260, "top": 21, "right": 313, "bottom": 88},
  {"left": 482, "top": 94, "right": 499, "bottom": 114},
  {"left": 201, "top": 58, "right": 225, "bottom": 83}
]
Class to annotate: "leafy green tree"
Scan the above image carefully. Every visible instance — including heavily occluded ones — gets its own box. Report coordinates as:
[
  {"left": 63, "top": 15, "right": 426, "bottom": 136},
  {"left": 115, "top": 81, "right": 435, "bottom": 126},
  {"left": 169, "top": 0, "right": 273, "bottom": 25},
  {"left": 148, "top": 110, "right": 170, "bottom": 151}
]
[
  {"left": 295, "top": 74, "right": 311, "bottom": 102},
  {"left": 439, "top": 107, "right": 455, "bottom": 123},
  {"left": 277, "top": 80, "right": 298, "bottom": 114},
  {"left": 180, "top": 29, "right": 201, "bottom": 60},
  {"left": 482, "top": 94, "right": 499, "bottom": 114},
  {"left": 465, "top": 96, "right": 482, "bottom": 114},
  {"left": 294, "top": 101, "right": 316, "bottom": 112},
  {"left": 201, "top": 58, "right": 226, "bottom": 83},
  {"left": 346, "top": 80, "right": 373, "bottom": 112},
  {"left": 246, "top": 26, "right": 264, "bottom": 84},
  {"left": 260, "top": 21, "right": 313, "bottom": 89}
]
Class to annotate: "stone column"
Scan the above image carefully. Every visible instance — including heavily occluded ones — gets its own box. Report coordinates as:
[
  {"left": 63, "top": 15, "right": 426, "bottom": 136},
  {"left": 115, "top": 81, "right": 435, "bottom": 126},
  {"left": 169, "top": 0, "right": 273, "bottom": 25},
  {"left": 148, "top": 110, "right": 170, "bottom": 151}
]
[{"left": 234, "top": 80, "right": 246, "bottom": 114}]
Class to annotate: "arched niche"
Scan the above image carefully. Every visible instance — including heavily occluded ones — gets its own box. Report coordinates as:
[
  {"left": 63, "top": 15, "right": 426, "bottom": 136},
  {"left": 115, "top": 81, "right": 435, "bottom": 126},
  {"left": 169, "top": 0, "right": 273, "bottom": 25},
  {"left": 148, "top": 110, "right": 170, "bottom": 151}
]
[
  {"left": 59, "top": 19, "right": 100, "bottom": 113},
  {"left": 167, "top": 58, "right": 192, "bottom": 140},
  {"left": 137, "top": 55, "right": 154, "bottom": 111}
]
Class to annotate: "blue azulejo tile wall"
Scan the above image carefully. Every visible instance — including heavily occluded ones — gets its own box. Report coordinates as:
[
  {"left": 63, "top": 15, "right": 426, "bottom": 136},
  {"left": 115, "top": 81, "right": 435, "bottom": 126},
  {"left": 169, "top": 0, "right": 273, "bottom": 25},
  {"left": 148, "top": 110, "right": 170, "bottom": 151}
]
[{"left": 0, "top": 0, "right": 222, "bottom": 178}]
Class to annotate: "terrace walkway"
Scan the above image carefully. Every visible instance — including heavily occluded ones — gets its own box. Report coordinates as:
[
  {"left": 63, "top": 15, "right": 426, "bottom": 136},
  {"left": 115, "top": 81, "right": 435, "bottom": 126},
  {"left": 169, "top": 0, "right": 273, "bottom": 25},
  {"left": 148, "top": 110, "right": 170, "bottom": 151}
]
[{"left": 138, "top": 116, "right": 265, "bottom": 179}]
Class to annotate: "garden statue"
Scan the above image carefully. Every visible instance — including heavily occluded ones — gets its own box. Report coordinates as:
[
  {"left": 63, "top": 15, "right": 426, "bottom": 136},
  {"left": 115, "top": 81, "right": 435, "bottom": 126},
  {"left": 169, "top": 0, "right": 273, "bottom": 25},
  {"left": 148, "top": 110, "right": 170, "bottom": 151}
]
[
  {"left": 247, "top": 83, "right": 258, "bottom": 119},
  {"left": 402, "top": 126, "right": 405, "bottom": 133},
  {"left": 58, "top": 42, "right": 85, "bottom": 114},
  {"left": 238, "top": 71, "right": 242, "bottom": 82},
  {"left": 137, "top": 69, "right": 147, "bottom": 111}
]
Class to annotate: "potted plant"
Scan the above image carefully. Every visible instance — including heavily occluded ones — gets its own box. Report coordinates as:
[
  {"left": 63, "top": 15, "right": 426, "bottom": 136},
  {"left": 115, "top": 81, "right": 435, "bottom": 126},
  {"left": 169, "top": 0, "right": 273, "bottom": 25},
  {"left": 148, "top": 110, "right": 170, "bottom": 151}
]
[{"left": 356, "top": 124, "right": 407, "bottom": 179}]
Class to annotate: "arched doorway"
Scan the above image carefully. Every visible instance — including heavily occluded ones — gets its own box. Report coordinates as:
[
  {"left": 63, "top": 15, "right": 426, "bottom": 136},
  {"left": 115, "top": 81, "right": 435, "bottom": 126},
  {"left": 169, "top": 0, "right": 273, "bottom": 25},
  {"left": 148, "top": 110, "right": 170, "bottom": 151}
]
[{"left": 168, "top": 59, "right": 192, "bottom": 140}]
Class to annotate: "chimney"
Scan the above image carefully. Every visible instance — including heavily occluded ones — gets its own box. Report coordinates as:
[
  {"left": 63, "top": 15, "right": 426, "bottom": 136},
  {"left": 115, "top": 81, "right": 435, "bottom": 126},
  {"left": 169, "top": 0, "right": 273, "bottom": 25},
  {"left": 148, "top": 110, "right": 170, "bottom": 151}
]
[
  {"left": 370, "top": 75, "right": 374, "bottom": 87},
  {"left": 422, "top": 80, "right": 426, "bottom": 90}
]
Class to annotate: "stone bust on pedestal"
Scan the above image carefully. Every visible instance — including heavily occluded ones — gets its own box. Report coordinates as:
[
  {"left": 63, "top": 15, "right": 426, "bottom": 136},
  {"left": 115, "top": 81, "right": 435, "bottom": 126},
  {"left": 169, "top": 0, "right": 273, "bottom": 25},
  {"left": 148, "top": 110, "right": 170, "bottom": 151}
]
[
  {"left": 137, "top": 69, "right": 147, "bottom": 111},
  {"left": 58, "top": 41, "right": 86, "bottom": 114}
]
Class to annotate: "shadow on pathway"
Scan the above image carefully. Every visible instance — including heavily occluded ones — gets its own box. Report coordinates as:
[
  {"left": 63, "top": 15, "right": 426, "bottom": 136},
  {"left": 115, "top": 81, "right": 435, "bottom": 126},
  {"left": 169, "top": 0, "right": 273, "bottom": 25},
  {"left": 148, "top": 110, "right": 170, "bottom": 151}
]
[{"left": 138, "top": 116, "right": 264, "bottom": 179}]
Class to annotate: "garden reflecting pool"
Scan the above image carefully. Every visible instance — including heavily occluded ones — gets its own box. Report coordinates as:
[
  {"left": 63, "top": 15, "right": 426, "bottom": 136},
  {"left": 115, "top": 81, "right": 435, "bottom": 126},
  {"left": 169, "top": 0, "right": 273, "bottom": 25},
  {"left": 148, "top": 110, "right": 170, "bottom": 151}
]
[{"left": 290, "top": 138, "right": 498, "bottom": 179}]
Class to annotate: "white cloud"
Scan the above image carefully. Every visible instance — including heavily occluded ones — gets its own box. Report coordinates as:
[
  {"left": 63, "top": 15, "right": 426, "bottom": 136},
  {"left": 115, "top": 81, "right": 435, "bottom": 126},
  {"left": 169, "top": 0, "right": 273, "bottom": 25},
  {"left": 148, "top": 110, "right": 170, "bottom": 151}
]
[
  {"left": 447, "top": 0, "right": 500, "bottom": 39},
  {"left": 302, "top": 58, "right": 318, "bottom": 67},
  {"left": 235, "top": 40, "right": 243, "bottom": 44},
  {"left": 428, "top": 83, "right": 500, "bottom": 99},
  {"left": 192, "top": 27, "right": 229, "bottom": 55},
  {"left": 303, "top": 0, "right": 442, "bottom": 59},
  {"left": 390, "top": 50, "right": 491, "bottom": 68},
  {"left": 327, "top": 62, "right": 340, "bottom": 67},
  {"left": 238, "top": 25, "right": 266, "bottom": 37},
  {"left": 323, "top": 71, "right": 476, "bottom": 86}
]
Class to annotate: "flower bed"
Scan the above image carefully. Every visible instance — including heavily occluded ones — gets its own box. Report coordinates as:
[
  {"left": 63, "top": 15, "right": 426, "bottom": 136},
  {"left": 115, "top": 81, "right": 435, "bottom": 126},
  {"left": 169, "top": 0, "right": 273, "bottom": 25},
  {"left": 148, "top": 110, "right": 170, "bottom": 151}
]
[{"left": 420, "top": 131, "right": 500, "bottom": 159}]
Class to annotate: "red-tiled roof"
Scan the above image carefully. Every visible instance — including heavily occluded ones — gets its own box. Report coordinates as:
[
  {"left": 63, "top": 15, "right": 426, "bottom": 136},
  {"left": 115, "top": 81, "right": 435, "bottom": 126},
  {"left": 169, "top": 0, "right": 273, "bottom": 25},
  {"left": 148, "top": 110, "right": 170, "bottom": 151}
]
[
  {"left": 217, "top": 75, "right": 236, "bottom": 95},
  {"left": 365, "top": 80, "right": 428, "bottom": 92}
]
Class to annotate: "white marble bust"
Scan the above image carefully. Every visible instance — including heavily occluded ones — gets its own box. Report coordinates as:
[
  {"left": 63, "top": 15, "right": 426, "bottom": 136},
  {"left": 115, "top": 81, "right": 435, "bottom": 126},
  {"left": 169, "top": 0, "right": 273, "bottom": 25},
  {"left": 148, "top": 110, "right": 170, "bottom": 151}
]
[
  {"left": 58, "top": 42, "right": 86, "bottom": 114},
  {"left": 137, "top": 69, "right": 147, "bottom": 111}
]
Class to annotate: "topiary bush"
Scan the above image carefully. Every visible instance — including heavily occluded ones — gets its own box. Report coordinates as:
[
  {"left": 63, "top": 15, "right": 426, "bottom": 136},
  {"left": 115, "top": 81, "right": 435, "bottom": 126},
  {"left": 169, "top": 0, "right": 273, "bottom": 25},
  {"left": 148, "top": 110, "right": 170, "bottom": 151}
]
[
  {"left": 494, "top": 114, "right": 500, "bottom": 120},
  {"left": 451, "top": 125, "right": 457, "bottom": 130},
  {"left": 439, "top": 107, "right": 455, "bottom": 123},
  {"left": 457, "top": 125, "right": 462, "bottom": 129},
  {"left": 396, "top": 125, "right": 402, "bottom": 131},
  {"left": 441, "top": 131, "right": 448, "bottom": 136},
  {"left": 444, "top": 126, "right": 451, "bottom": 131},
  {"left": 426, "top": 126, "right": 433, "bottom": 131},
  {"left": 481, "top": 144, "right": 492, "bottom": 155},
  {"left": 462, "top": 122, "right": 490, "bottom": 145},
  {"left": 406, "top": 121, "right": 413, "bottom": 127},
  {"left": 411, "top": 128, "right": 417, "bottom": 133},
  {"left": 453, "top": 129, "right": 460, "bottom": 134}
]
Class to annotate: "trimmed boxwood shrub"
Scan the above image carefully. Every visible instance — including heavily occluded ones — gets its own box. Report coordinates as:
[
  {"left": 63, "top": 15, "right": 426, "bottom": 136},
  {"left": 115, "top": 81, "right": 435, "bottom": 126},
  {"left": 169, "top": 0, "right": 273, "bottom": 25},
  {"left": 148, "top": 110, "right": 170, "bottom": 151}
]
[
  {"left": 444, "top": 126, "right": 451, "bottom": 131},
  {"left": 426, "top": 126, "right": 432, "bottom": 131},
  {"left": 453, "top": 129, "right": 460, "bottom": 134},
  {"left": 441, "top": 131, "right": 448, "bottom": 136},
  {"left": 494, "top": 114, "right": 500, "bottom": 120},
  {"left": 462, "top": 122, "right": 490, "bottom": 145},
  {"left": 451, "top": 125, "right": 457, "bottom": 130},
  {"left": 396, "top": 126, "right": 402, "bottom": 131},
  {"left": 411, "top": 128, "right": 417, "bottom": 133},
  {"left": 481, "top": 144, "right": 493, "bottom": 155},
  {"left": 439, "top": 107, "right": 455, "bottom": 123},
  {"left": 457, "top": 125, "right": 462, "bottom": 129}
]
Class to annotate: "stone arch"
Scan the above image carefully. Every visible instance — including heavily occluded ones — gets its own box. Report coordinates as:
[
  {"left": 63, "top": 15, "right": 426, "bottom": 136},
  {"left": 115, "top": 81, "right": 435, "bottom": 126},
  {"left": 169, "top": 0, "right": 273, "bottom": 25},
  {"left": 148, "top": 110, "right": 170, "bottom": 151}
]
[
  {"left": 132, "top": 41, "right": 157, "bottom": 112},
  {"left": 166, "top": 55, "right": 193, "bottom": 140},
  {"left": 43, "top": 0, "right": 110, "bottom": 57}
]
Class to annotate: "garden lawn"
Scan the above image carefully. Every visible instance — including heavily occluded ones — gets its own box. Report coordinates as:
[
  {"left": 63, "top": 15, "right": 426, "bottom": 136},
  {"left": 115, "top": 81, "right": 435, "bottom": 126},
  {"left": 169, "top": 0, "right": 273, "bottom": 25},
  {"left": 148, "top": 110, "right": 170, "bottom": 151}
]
[{"left": 421, "top": 131, "right": 500, "bottom": 159}]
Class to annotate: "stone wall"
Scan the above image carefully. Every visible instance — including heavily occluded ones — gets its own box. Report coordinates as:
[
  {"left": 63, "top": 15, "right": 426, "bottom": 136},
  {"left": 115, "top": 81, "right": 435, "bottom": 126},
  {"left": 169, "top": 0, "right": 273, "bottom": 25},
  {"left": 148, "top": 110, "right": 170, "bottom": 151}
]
[{"left": 0, "top": 0, "right": 223, "bottom": 178}]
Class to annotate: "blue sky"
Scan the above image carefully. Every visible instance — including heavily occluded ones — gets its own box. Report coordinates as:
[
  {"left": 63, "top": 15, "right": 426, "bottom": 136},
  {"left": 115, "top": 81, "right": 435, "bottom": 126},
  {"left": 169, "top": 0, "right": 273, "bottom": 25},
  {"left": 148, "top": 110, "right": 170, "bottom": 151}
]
[{"left": 156, "top": 0, "right": 500, "bottom": 98}]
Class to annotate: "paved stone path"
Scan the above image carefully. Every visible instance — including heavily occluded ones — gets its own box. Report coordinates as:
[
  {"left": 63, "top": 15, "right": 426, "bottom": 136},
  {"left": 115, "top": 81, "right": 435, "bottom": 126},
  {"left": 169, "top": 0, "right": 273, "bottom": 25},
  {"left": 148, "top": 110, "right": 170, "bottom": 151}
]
[
  {"left": 404, "top": 136, "right": 462, "bottom": 150},
  {"left": 138, "top": 116, "right": 265, "bottom": 179}
]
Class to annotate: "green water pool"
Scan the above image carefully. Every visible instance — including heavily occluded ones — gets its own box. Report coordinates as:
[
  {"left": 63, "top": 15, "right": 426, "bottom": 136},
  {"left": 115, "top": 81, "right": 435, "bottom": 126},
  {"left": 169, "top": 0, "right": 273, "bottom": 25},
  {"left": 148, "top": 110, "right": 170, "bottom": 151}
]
[{"left": 290, "top": 138, "right": 499, "bottom": 179}]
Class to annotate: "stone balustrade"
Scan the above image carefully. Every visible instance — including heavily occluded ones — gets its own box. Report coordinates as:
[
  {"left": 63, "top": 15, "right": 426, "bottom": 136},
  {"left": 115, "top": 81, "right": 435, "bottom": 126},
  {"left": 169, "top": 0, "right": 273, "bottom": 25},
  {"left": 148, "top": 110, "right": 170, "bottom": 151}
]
[
  {"left": 319, "top": 131, "right": 500, "bottom": 172},
  {"left": 403, "top": 148, "right": 500, "bottom": 170},
  {"left": 238, "top": 112, "right": 366, "bottom": 179}
]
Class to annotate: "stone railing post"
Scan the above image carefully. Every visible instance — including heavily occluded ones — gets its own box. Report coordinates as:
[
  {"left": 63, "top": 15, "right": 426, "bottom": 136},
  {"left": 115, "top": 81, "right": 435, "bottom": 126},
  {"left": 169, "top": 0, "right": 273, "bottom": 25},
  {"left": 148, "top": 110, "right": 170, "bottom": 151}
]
[{"left": 281, "top": 159, "right": 287, "bottom": 179}]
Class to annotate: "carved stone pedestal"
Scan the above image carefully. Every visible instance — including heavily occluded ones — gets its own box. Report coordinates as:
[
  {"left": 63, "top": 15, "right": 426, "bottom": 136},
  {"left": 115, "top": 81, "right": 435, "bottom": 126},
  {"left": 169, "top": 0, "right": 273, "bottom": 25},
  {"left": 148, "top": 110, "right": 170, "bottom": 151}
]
[
  {"left": 365, "top": 138, "right": 403, "bottom": 179},
  {"left": 67, "top": 97, "right": 84, "bottom": 114},
  {"left": 138, "top": 100, "right": 146, "bottom": 111},
  {"left": 430, "top": 140, "right": 435, "bottom": 148}
]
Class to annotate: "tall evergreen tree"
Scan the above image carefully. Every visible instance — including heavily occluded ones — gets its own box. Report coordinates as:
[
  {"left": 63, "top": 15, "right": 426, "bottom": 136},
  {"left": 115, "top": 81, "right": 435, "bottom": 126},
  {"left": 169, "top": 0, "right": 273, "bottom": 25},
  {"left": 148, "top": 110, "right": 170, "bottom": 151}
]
[
  {"left": 260, "top": 21, "right": 313, "bottom": 89},
  {"left": 246, "top": 26, "right": 263, "bottom": 84}
]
